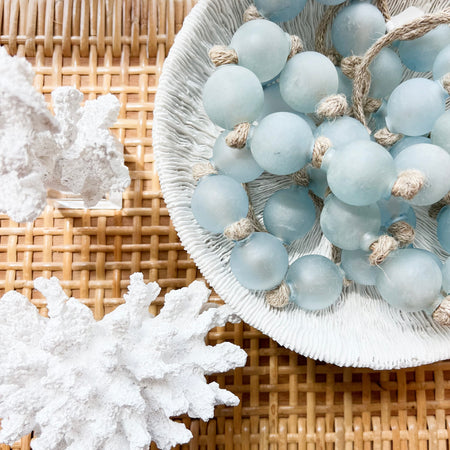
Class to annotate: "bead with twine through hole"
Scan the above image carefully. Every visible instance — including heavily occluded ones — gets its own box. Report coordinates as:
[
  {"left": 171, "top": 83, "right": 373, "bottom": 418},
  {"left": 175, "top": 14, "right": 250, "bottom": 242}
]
[
  {"left": 394, "top": 144, "right": 450, "bottom": 206},
  {"left": 378, "top": 196, "right": 417, "bottom": 232},
  {"left": 225, "top": 122, "right": 252, "bottom": 149},
  {"left": 311, "top": 136, "right": 332, "bottom": 169},
  {"left": 230, "top": 232, "right": 289, "bottom": 291},
  {"left": 285, "top": 255, "right": 343, "bottom": 311},
  {"left": 387, "top": 221, "right": 415, "bottom": 247},
  {"left": 369, "top": 235, "right": 399, "bottom": 265},
  {"left": 376, "top": 248, "right": 443, "bottom": 313},
  {"left": 316, "top": 94, "right": 349, "bottom": 119},
  {"left": 265, "top": 281, "right": 291, "bottom": 308},
  {"left": 341, "top": 249, "right": 379, "bottom": 286}
]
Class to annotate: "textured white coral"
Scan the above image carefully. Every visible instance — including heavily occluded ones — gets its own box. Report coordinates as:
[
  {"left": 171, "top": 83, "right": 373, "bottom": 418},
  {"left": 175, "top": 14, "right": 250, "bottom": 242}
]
[
  {"left": 0, "top": 274, "right": 246, "bottom": 450},
  {"left": 0, "top": 47, "right": 130, "bottom": 222}
]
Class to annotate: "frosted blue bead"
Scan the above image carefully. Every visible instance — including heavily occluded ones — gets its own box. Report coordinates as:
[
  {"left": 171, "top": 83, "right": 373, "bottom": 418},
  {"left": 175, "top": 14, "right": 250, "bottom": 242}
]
[
  {"left": 398, "top": 25, "right": 450, "bottom": 72},
  {"left": 230, "top": 20, "right": 291, "bottom": 83},
  {"left": 323, "top": 140, "right": 396, "bottom": 206},
  {"left": 336, "top": 67, "right": 353, "bottom": 104},
  {"left": 431, "top": 110, "right": 450, "bottom": 155},
  {"left": 331, "top": 3, "right": 386, "bottom": 57},
  {"left": 442, "top": 257, "right": 450, "bottom": 294},
  {"left": 211, "top": 132, "right": 263, "bottom": 183},
  {"left": 368, "top": 48, "right": 403, "bottom": 98},
  {"left": 385, "top": 78, "right": 447, "bottom": 136},
  {"left": 263, "top": 186, "right": 316, "bottom": 244},
  {"left": 230, "top": 232, "right": 289, "bottom": 290},
  {"left": 258, "top": 83, "right": 317, "bottom": 130},
  {"left": 255, "top": 0, "right": 307, "bottom": 23},
  {"left": 394, "top": 144, "right": 450, "bottom": 206},
  {"left": 316, "top": 0, "right": 346, "bottom": 5},
  {"left": 279, "top": 52, "right": 338, "bottom": 113},
  {"left": 307, "top": 167, "right": 328, "bottom": 199},
  {"left": 341, "top": 250, "right": 379, "bottom": 286},
  {"left": 390, "top": 136, "right": 431, "bottom": 159},
  {"left": 315, "top": 116, "right": 370, "bottom": 150},
  {"left": 376, "top": 248, "right": 442, "bottom": 313},
  {"left": 286, "top": 255, "right": 343, "bottom": 311},
  {"left": 372, "top": 99, "right": 388, "bottom": 131},
  {"left": 320, "top": 194, "right": 381, "bottom": 251},
  {"left": 378, "top": 196, "right": 416, "bottom": 231},
  {"left": 250, "top": 112, "right": 314, "bottom": 175},
  {"left": 437, "top": 206, "right": 450, "bottom": 253},
  {"left": 433, "top": 44, "right": 450, "bottom": 80},
  {"left": 203, "top": 65, "right": 264, "bottom": 130},
  {"left": 191, "top": 175, "right": 248, "bottom": 233}
]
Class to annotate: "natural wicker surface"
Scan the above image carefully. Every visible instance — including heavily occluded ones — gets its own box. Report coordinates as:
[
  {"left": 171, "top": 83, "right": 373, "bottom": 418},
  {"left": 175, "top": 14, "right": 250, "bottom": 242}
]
[{"left": 1, "top": 1, "right": 450, "bottom": 449}]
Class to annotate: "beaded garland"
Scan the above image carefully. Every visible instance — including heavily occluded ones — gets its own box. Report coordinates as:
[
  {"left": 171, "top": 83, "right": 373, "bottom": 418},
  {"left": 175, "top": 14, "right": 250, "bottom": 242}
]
[{"left": 191, "top": 0, "right": 450, "bottom": 323}]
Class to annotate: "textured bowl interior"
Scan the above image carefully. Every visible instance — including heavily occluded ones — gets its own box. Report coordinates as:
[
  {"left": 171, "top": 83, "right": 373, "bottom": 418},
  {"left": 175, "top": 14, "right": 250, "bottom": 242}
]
[{"left": 154, "top": 0, "right": 450, "bottom": 369}]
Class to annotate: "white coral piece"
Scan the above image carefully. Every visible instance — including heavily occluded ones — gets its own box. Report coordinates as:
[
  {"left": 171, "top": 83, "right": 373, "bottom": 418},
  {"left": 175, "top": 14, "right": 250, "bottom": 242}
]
[
  {"left": 0, "top": 47, "right": 130, "bottom": 222},
  {"left": 0, "top": 274, "right": 246, "bottom": 450}
]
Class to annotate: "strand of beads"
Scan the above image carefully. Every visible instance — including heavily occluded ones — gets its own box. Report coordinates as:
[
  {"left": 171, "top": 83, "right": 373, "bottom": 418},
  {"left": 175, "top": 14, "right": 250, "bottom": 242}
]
[{"left": 191, "top": 1, "right": 450, "bottom": 324}]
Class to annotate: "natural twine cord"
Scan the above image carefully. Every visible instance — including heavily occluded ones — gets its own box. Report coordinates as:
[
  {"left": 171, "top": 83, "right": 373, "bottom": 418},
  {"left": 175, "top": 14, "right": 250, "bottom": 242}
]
[
  {"left": 291, "top": 167, "right": 309, "bottom": 187},
  {"left": 391, "top": 170, "right": 426, "bottom": 201},
  {"left": 369, "top": 235, "right": 399, "bottom": 265},
  {"left": 225, "top": 122, "right": 251, "bottom": 149},
  {"left": 429, "top": 191, "right": 450, "bottom": 219},
  {"left": 311, "top": 136, "right": 332, "bottom": 168},
  {"left": 352, "top": 7, "right": 450, "bottom": 127},
  {"left": 374, "top": 128, "right": 403, "bottom": 146},
  {"left": 387, "top": 221, "right": 415, "bottom": 247},
  {"left": 316, "top": 94, "right": 350, "bottom": 119},
  {"left": 266, "top": 281, "right": 291, "bottom": 308},
  {"left": 224, "top": 217, "right": 255, "bottom": 241},
  {"left": 192, "top": 162, "right": 218, "bottom": 181},
  {"left": 243, "top": 4, "right": 263, "bottom": 22},
  {"left": 433, "top": 296, "right": 450, "bottom": 326}
]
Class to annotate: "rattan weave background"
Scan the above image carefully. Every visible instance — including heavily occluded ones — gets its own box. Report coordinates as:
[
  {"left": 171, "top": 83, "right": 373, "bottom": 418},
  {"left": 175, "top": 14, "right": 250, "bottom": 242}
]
[{"left": 1, "top": 1, "right": 450, "bottom": 449}]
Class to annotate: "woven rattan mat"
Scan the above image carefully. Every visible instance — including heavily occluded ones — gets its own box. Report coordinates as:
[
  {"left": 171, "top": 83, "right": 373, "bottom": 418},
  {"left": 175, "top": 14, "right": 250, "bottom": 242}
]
[{"left": 1, "top": 1, "right": 450, "bottom": 449}]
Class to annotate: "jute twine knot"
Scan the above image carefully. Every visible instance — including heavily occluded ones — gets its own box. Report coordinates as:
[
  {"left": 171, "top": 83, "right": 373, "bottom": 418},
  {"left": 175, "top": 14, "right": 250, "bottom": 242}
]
[
  {"left": 316, "top": 94, "right": 350, "bottom": 119},
  {"left": 311, "top": 136, "right": 332, "bottom": 168},
  {"left": 266, "top": 281, "right": 290, "bottom": 308},
  {"left": 289, "top": 35, "right": 304, "bottom": 59},
  {"left": 442, "top": 73, "right": 450, "bottom": 94},
  {"left": 192, "top": 162, "right": 217, "bottom": 181},
  {"left": 291, "top": 167, "right": 309, "bottom": 187},
  {"left": 340, "top": 55, "right": 362, "bottom": 79},
  {"left": 388, "top": 221, "right": 415, "bottom": 247},
  {"left": 225, "top": 122, "right": 251, "bottom": 149},
  {"left": 374, "top": 127, "right": 403, "bottom": 146},
  {"left": 224, "top": 218, "right": 254, "bottom": 241},
  {"left": 391, "top": 169, "right": 425, "bottom": 201},
  {"left": 364, "top": 98, "right": 382, "bottom": 114},
  {"left": 429, "top": 191, "right": 450, "bottom": 219},
  {"left": 433, "top": 296, "right": 450, "bottom": 326},
  {"left": 209, "top": 45, "right": 238, "bottom": 66},
  {"left": 369, "top": 235, "right": 399, "bottom": 265},
  {"left": 243, "top": 5, "right": 263, "bottom": 22}
]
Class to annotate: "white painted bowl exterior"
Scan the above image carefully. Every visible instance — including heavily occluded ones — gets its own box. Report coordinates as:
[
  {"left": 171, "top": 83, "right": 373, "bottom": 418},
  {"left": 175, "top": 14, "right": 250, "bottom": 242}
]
[{"left": 154, "top": 0, "right": 450, "bottom": 369}]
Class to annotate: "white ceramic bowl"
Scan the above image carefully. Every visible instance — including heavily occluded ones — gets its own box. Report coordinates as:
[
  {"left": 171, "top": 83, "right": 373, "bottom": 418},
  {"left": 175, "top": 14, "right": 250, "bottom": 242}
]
[{"left": 154, "top": 0, "right": 450, "bottom": 369}]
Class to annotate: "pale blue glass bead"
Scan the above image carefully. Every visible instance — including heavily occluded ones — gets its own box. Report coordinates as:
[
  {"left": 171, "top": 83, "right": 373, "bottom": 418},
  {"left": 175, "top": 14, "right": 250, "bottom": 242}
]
[
  {"left": 331, "top": 3, "right": 386, "bottom": 57},
  {"left": 230, "top": 232, "right": 289, "bottom": 291},
  {"left": 258, "top": 83, "right": 317, "bottom": 130},
  {"left": 263, "top": 186, "right": 316, "bottom": 244},
  {"left": 385, "top": 78, "right": 447, "bottom": 136},
  {"left": 341, "top": 250, "right": 379, "bottom": 286},
  {"left": 323, "top": 140, "right": 396, "bottom": 206},
  {"left": 368, "top": 48, "right": 403, "bottom": 99},
  {"left": 376, "top": 248, "right": 443, "bottom": 313},
  {"left": 336, "top": 67, "right": 353, "bottom": 104},
  {"left": 315, "top": 116, "right": 370, "bottom": 150},
  {"left": 431, "top": 110, "right": 450, "bottom": 155},
  {"left": 390, "top": 136, "right": 431, "bottom": 159},
  {"left": 250, "top": 112, "right": 314, "bottom": 175},
  {"left": 433, "top": 44, "right": 450, "bottom": 80},
  {"left": 398, "top": 25, "right": 450, "bottom": 72},
  {"left": 286, "top": 255, "right": 343, "bottom": 311},
  {"left": 279, "top": 52, "right": 338, "bottom": 113},
  {"left": 307, "top": 167, "right": 328, "bottom": 199},
  {"left": 394, "top": 144, "right": 450, "bottom": 206},
  {"left": 191, "top": 175, "right": 248, "bottom": 233},
  {"left": 230, "top": 20, "right": 291, "bottom": 83},
  {"left": 316, "top": 0, "right": 346, "bottom": 5},
  {"left": 320, "top": 194, "right": 381, "bottom": 251},
  {"left": 203, "top": 65, "right": 264, "bottom": 130},
  {"left": 378, "top": 196, "right": 416, "bottom": 231},
  {"left": 211, "top": 132, "right": 263, "bottom": 183},
  {"left": 437, "top": 206, "right": 450, "bottom": 253},
  {"left": 372, "top": 99, "right": 388, "bottom": 131},
  {"left": 442, "top": 257, "right": 450, "bottom": 294},
  {"left": 255, "top": 0, "right": 307, "bottom": 22}
]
